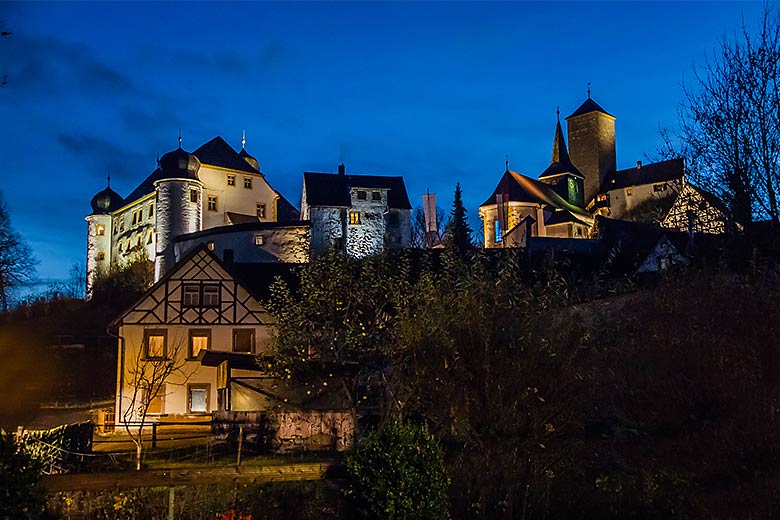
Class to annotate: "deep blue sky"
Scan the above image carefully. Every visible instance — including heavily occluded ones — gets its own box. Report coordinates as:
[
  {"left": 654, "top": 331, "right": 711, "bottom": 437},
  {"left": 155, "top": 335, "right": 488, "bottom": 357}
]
[{"left": 0, "top": 1, "right": 765, "bottom": 283}]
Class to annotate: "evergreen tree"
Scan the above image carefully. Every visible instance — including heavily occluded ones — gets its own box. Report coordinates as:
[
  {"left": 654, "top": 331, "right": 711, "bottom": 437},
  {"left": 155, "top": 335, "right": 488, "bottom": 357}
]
[{"left": 446, "top": 182, "right": 473, "bottom": 255}]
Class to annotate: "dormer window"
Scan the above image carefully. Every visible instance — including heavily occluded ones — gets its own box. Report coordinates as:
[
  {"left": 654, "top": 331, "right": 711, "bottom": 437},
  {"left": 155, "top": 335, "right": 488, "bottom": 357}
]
[{"left": 190, "top": 189, "right": 199, "bottom": 203}]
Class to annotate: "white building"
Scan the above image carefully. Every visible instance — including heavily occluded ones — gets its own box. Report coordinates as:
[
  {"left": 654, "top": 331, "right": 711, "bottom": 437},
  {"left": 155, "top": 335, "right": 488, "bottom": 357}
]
[{"left": 86, "top": 136, "right": 300, "bottom": 293}]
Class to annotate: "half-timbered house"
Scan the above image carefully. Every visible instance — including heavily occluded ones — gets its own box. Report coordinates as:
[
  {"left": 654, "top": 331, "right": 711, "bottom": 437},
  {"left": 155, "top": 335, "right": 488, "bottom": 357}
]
[{"left": 111, "top": 246, "right": 292, "bottom": 425}]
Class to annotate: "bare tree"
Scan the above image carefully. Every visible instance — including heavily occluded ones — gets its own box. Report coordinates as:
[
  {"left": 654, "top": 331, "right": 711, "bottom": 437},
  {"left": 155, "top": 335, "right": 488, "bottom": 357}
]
[
  {"left": 411, "top": 205, "right": 448, "bottom": 248},
  {"left": 663, "top": 6, "right": 780, "bottom": 230},
  {"left": 0, "top": 191, "right": 37, "bottom": 311},
  {"left": 122, "top": 333, "right": 192, "bottom": 470}
]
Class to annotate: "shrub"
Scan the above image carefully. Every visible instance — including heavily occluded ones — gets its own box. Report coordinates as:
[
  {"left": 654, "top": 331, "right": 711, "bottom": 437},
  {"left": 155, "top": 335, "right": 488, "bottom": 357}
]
[
  {"left": 0, "top": 430, "right": 46, "bottom": 519},
  {"left": 346, "top": 418, "right": 450, "bottom": 519}
]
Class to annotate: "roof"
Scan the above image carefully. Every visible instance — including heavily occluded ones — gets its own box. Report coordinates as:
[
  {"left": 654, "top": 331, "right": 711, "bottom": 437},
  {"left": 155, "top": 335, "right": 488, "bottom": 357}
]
[
  {"left": 480, "top": 169, "right": 589, "bottom": 216},
  {"left": 600, "top": 158, "right": 685, "bottom": 192},
  {"left": 276, "top": 194, "right": 301, "bottom": 220},
  {"left": 124, "top": 167, "right": 163, "bottom": 203},
  {"left": 90, "top": 186, "right": 124, "bottom": 215},
  {"left": 193, "top": 136, "right": 259, "bottom": 173},
  {"left": 566, "top": 97, "right": 614, "bottom": 119},
  {"left": 173, "top": 220, "right": 310, "bottom": 243},
  {"left": 538, "top": 120, "right": 584, "bottom": 180},
  {"left": 302, "top": 172, "right": 412, "bottom": 210},
  {"left": 229, "top": 261, "right": 302, "bottom": 301},
  {"left": 545, "top": 210, "right": 589, "bottom": 226}
]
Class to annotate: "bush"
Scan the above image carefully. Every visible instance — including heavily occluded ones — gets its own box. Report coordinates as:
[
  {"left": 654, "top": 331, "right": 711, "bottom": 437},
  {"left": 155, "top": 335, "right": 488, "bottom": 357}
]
[
  {"left": 0, "top": 431, "right": 46, "bottom": 519},
  {"left": 346, "top": 418, "right": 450, "bottom": 519}
]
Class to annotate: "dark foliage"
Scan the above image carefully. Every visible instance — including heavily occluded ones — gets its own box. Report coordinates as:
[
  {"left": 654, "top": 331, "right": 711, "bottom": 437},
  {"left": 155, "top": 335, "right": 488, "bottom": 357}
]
[{"left": 0, "top": 431, "right": 46, "bottom": 520}]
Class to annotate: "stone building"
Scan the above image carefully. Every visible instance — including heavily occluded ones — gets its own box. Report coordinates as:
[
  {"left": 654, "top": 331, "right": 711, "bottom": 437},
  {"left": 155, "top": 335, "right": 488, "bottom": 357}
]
[
  {"left": 300, "top": 164, "right": 412, "bottom": 258},
  {"left": 86, "top": 135, "right": 300, "bottom": 293}
]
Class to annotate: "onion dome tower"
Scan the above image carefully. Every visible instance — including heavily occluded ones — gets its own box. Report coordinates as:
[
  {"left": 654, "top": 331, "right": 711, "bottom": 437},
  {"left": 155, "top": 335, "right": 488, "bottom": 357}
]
[
  {"left": 86, "top": 176, "right": 124, "bottom": 296},
  {"left": 153, "top": 136, "right": 203, "bottom": 280},
  {"left": 238, "top": 131, "right": 260, "bottom": 172}
]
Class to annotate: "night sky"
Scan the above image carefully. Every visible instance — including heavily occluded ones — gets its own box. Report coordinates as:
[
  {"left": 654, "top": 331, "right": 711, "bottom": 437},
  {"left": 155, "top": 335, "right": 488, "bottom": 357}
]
[{"left": 0, "top": 1, "right": 764, "bottom": 284}]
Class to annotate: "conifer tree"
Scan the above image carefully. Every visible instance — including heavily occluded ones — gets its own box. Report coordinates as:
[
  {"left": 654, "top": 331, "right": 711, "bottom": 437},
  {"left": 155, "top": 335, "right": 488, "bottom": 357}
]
[{"left": 446, "top": 182, "right": 473, "bottom": 256}]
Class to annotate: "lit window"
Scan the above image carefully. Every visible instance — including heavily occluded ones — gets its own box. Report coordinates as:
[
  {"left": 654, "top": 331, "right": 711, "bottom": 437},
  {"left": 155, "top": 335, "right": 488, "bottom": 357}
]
[
  {"left": 190, "top": 189, "right": 199, "bottom": 203},
  {"left": 95, "top": 224, "right": 104, "bottom": 236},
  {"left": 494, "top": 220, "right": 502, "bottom": 243},
  {"left": 188, "top": 329, "right": 211, "bottom": 359},
  {"left": 254, "top": 234, "right": 264, "bottom": 246},
  {"left": 147, "top": 231, "right": 153, "bottom": 244},
  {"left": 243, "top": 177, "right": 252, "bottom": 189},
  {"left": 132, "top": 212, "right": 137, "bottom": 225},
  {"left": 372, "top": 191, "right": 381, "bottom": 201},
  {"left": 183, "top": 284, "right": 200, "bottom": 307},
  {"left": 357, "top": 190, "right": 367, "bottom": 200},
  {"left": 135, "top": 235, "right": 141, "bottom": 247},
  {"left": 144, "top": 383, "right": 164, "bottom": 414},
  {"left": 626, "top": 188, "right": 633, "bottom": 196},
  {"left": 120, "top": 219, "right": 125, "bottom": 232},
  {"left": 207, "top": 241, "right": 215, "bottom": 251},
  {"left": 227, "top": 174, "right": 236, "bottom": 187},
  {"left": 233, "top": 329, "right": 255, "bottom": 353},
  {"left": 96, "top": 251, "right": 105, "bottom": 261},
  {"left": 144, "top": 329, "right": 167, "bottom": 359},
  {"left": 188, "top": 384, "right": 209, "bottom": 413},
  {"left": 208, "top": 195, "right": 218, "bottom": 211},
  {"left": 202, "top": 284, "right": 220, "bottom": 307},
  {"left": 597, "top": 194, "right": 608, "bottom": 202},
  {"left": 349, "top": 211, "right": 361, "bottom": 225},
  {"left": 148, "top": 203, "right": 154, "bottom": 218},
  {"left": 138, "top": 208, "right": 143, "bottom": 221},
  {"left": 256, "top": 203, "right": 266, "bottom": 219},
  {"left": 654, "top": 183, "right": 668, "bottom": 192},
  {"left": 118, "top": 243, "right": 123, "bottom": 253},
  {"left": 125, "top": 239, "right": 131, "bottom": 251}
]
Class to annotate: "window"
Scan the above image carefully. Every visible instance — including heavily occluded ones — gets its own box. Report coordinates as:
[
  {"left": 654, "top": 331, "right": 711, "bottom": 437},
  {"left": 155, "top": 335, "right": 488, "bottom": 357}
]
[
  {"left": 254, "top": 234, "right": 264, "bottom": 246},
  {"left": 357, "top": 190, "right": 367, "bottom": 200},
  {"left": 188, "top": 329, "right": 211, "bottom": 359},
  {"left": 626, "top": 188, "right": 634, "bottom": 196},
  {"left": 148, "top": 203, "right": 154, "bottom": 218},
  {"left": 597, "top": 194, "right": 608, "bottom": 202},
  {"left": 208, "top": 195, "right": 218, "bottom": 211},
  {"left": 494, "top": 220, "right": 502, "bottom": 243},
  {"left": 125, "top": 239, "right": 131, "bottom": 251},
  {"left": 227, "top": 174, "right": 236, "bottom": 187},
  {"left": 132, "top": 211, "right": 137, "bottom": 226},
  {"left": 372, "top": 191, "right": 382, "bottom": 201},
  {"left": 232, "top": 329, "right": 255, "bottom": 353},
  {"left": 202, "top": 284, "right": 220, "bottom": 307},
  {"left": 96, "top": 251, "right": 105, "bottom": 261},
  {"left": 190, "top": 189, "right": 199, "bottom": 203},
  {"left": 96, "top": 224, "right": 105, "bottom": 236},
  {"left": 349, "top": 211, "right": 361, "bottom": 225},
  {"left": 118, "top": 242, "right": 123, "bottom": 253},
  {"left": 135, "top": 235, "right": 141, "bottom": 248},
  {"left": 653, "top": 183, "right": 668, "bottom": 192},
  {"left": 147, "top": 231, "right": 153, "bottom": 244},
  {"left": 243, "top": 177, "right": 252, "bottom": 189},
  {"left": 183, "top": 284, "right": 200, "bottom": 307},
  {"left": 144, "top": 383, "right": 164, "bottom": 415},
  {"left": 144, "top": 329, "right": 167, "bottom": 359},
  {"left": 138, "top": 208, "right": 143, "bottom": 222},
  {"left": 119, "top": 219, "right": 125, "bottom": 232},
  {"left": 207, "top": 241, "right": 215, "bottom": 251},
  {"left": 113, "top": 219, "right": 119, "bottom": 234},
  {"left": 187, "top": 384, "right": 210, "bottom": 413},
  {"left": 256, "top": 203, "right": 266, "bottom": 219}
]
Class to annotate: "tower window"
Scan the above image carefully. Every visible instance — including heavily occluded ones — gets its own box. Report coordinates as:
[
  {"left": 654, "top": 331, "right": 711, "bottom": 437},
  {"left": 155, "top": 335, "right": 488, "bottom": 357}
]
[
  {"left": 227, "top": 174, "right": 236, "bottom": 187},
  {"left": 626, "top": 188, "right": 634, "bottom": 197},
  {"left": 256, "top": 203, "right": 266, "bottom": 219},
  {"left": 96, "top": 251, "right": 105, "bottom": 261},
  {"left": 147, "top": 231, "right": 153, "bottom": 244},
  {"left": 243, "top": 177, "right": 252, "bottom": 189},
  {"left": 494, "top": 220, "right": 502, "bottom": 243},
  {"left": 138, "top": 208, "right": 143, "bottom": 221},
  {"left": 357, "top": 190, "right": 367, "bottom": 200},
  {"left": 148, "top": 203, "right": 154, "bottom": 218},
  {"left": 207, "top": 241, "right": 215, "bottom": 251},
  {"left": 254, "top": 234, "right": 264, "bottom": 246},
  {"left": 207, "top": 195, "right": 218, "bottom": 211},
  {"left": 132, "top": 212, "right": 137, "bottom": 226},
  {"left": 119, "top": 219, "right": 125, "bottom": 232},
  {"left": 349, "top": 211, "right": 361, "bottom": 225},
  {"left": 190, "top": 189, "right": 199, "bottom": 203},
  {"left": 96, "top": 224, "right": 105, "bottom": 236}
]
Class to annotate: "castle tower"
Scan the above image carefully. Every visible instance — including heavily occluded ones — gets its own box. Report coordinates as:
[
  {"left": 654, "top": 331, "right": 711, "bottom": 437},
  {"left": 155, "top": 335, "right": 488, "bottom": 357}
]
[
  {"left": 566, "top": 95, "right": 616, "bottom": 204},
  {"left": 538, "top": 113, "right": 586, "bottom": 208},
  {"left": 153, "top": 143, "right": 202, "bottom": 281},
  {"left": 86, "top": 179, "right": 123, "bottom": 296}
]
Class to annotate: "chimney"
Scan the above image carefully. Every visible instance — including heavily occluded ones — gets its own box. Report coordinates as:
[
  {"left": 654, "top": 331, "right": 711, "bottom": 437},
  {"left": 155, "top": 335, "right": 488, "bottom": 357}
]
[
  {"left": 636, "top": 160, "right": 642, "bottom": 169},
  {"left": 338, "top": 163, "right": 345, "bottom": 175}
]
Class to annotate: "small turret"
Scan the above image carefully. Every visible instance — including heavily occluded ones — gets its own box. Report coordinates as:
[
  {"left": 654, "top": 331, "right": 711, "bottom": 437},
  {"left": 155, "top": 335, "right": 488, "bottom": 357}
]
[
  {"left": 239, "top": 131, "right": 260, "bottom": 172},
  {"left": 86, "top": 176, "right": 122, "bottom": 296}
]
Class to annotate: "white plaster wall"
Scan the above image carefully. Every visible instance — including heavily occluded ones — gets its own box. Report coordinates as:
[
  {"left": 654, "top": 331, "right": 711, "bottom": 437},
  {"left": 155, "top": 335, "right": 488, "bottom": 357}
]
[
  {"left": 85, "top": 214, "right": 112, "bottom": 294},
  {"left": 116, "top": 323, "right": 272, "bottom": 423},
  {"left": 309, "top": 207, "right": 344, "bottom": 256},
  {"left": 346, "top": 188, "right": 387, "bottom": 258},
  {"left": 198, "top": 165, "right": 282, "bottom": 229},
  {"left": 607, "top": 179, "right": 681, "bottom": 219},
  {"left": 155, "top": 181, "right": 202, "bottom": 279},
  {"left": 109, "top": 195, "right": 156, "bottom": 267},
  {"left": 175, "top": 226, "right": 310, "bottom": 264}
]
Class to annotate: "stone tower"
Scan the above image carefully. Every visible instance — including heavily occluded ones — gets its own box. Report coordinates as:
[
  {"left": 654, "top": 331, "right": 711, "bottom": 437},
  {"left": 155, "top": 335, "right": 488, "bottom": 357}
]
[
  {"left": 153, "top": 144, "right": 202, "bottom": 281},
  {"left": 566, "top": 96, "right": 616, "bottom": 204},
  {"left": 86, "top": 180, "right": 123, "bottom": 295}
]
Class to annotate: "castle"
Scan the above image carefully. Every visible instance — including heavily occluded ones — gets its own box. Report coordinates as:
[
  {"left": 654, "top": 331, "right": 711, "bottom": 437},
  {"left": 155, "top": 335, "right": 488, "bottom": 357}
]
[{"left": 86, "top": 136, "right": 412, "bottom": 293}]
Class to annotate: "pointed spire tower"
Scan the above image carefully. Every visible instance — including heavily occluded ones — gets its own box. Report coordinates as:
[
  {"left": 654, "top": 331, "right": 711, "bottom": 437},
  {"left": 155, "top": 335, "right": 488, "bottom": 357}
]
[{"left": 538, "top": 108, "right": 585, "bottom": 208}]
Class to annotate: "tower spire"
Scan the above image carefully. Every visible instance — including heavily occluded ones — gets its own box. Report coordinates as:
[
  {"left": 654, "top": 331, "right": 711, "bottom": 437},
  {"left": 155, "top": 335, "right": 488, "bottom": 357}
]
[
  {"left": 178, "top": 130, "right": 182, "bottom": 149},
  {"left": 241, "top": 129, "right": 246, "bottom": 150},
  {"left": 505, "top": 154, "right": 509, "bottom": 172},
  {"left": 551, "top": 113, "right": 570, "bottom": 165},
  {"left": 107, "top": 170, "right": 111, "bottom": 188},
  {"left": 587, "top": 82, "right": 591, "bottom": 99}
]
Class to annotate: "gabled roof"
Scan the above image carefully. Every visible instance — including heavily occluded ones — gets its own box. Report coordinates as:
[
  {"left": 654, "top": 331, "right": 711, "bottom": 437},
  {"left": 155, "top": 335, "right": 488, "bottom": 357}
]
[
  {"left": 302, "top": 172, "right": 412, "bottom": 210},
  {"left": 124, "top": 167, "right": 164, "bottom": 203},
  {"left": 193, "top": 136, "right": 259, "bottom": 173},
  {"left": 480, "top": 169, "right": 590, "bottom": 216},
  {"left": 566, "top": 97, "right": 614, "bottom": 119},
  {"left": 600, "top": 158, "right": 685, "bottom": 192},
  {"left": 276, "top": 193, "right": 301, "bottom": 220}
]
